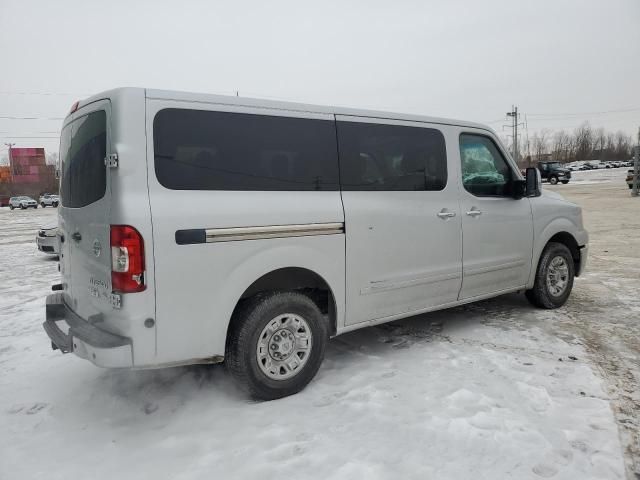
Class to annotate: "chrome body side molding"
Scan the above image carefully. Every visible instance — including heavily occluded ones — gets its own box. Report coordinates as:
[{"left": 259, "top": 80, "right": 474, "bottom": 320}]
[{"left": 176, "top": 223, "right": 345, "bottom": 245}]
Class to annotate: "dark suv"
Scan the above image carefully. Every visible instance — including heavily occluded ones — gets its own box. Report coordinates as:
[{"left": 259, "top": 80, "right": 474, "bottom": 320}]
[{"left": 537, "top": 162, "right": 571, "bottom": 185}]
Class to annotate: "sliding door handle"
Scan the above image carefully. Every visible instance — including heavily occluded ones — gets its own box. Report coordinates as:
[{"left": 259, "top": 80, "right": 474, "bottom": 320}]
[{"left": 466, "top": 208, "right": 482, "bottom": 217}]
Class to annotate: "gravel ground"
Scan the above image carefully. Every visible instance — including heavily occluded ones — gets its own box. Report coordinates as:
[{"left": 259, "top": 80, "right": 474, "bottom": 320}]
[
  {"left": 0, "top": 167, "right": 637, "bottom": 479},
  {"left": 546, "top": 167, "right": 640, "bottom": 478}
]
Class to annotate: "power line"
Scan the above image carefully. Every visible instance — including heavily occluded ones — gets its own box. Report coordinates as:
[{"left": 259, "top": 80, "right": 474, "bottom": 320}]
[
  {"left": 527, "top": 107, "right": 640, "bottom": 117},
  {"left": 484, "top": 118, "right": 508, "bottom": 124},
  {"left": 0, "top": 91, "right": 89, "bottom": 96}
]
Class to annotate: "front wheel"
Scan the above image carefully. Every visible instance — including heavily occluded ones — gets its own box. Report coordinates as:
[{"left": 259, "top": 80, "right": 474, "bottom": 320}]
[
  {"left": 225, "top": 291, "right": 328, "bottom": 400},
  {"left": 561, "top": 180, "right": 569, "bottom": 184},
  {"left": 526, "top": 242, "right": 574, "bottom": 309},
  {"left": 549, "top": 176, "right": 559, "bottom": 185},
  {"left": 20, "top": 204, "right": 26, "bottom": 209},
  {"left": 41, "top": 203, "right": 46, "bottom": 208}
]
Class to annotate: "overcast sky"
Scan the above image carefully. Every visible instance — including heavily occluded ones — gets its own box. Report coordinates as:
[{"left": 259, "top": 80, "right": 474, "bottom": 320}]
[{"left": 1, "top": 0, "right": 638, "bottom": 156}]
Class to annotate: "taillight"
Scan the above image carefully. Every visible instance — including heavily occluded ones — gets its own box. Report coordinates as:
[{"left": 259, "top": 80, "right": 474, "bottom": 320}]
[{"left": 110, "top": 225, "right": 146, "bottom": 293}]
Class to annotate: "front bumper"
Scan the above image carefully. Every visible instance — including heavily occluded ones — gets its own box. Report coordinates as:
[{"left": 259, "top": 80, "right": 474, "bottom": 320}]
[
  {"left": 43, "top": 292, "right": 133, "bottom": 368},
  {"left": 36, "top": 235, "right": 58, "bottom": 254}
]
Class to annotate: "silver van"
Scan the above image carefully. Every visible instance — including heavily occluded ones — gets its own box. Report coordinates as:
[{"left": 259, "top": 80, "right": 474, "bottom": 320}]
[{"left": 44, "top": 88, "right": 588, "bottom": 399}]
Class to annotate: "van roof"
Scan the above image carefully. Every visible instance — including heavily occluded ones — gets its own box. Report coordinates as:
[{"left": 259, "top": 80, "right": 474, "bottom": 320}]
[{"left": 74, "top": 87, "right": 493, "bottom": 133}]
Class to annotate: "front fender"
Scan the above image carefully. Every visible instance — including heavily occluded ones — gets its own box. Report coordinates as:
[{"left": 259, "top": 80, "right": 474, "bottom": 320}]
[{"left": 527, "top": 217, "right": 587, "bottom": 288}]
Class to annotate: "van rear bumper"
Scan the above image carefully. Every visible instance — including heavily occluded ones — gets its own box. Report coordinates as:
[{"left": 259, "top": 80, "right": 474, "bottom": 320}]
[{"left": 43, "top": 293, "right": 133, "bottom": 368}]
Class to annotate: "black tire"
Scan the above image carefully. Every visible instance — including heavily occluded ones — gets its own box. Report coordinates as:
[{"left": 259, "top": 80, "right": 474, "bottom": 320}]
[
  {"left": 41, "top": 203, "right": 46, "bottom": 208},
  {"left": 549, "top": 176, "right": 559, "bottom": 185},
  {"left": 629, "top": 184, "right": 634, "bottom": 190},
  {"left": 53, "top": 202, "right": 59, "bottom": 207},
  {"left": 20, "top": 204, "right": 26, "bottom": 209},
  {"left": 561, "top": 180, "right": 569, "bottom": 184},
  {"left": 225, "top": 291, "right": 328, "bottom": 400},
  {"left": 526, "top": 242, "right": 574, "bottom": 309},
  {"left": 9, "top": 205, "right": 14, "bottom": 210}
]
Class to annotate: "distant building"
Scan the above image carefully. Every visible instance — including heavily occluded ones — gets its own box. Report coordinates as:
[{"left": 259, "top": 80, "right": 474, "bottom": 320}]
[{"left": 0, "top": 147, "right": 58, "bottom": 199}]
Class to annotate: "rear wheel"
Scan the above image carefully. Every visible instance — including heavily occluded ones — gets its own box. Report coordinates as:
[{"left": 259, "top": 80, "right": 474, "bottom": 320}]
[
  {"left": 526, "top": 242, "right": 574, "bottom": 309},
  {"left": 41, "top": 203, "right": 46, "bottom": 208},
  {"left": 549, "top": 176, "right": 559, "bottom": 185},
  {"left": 9, "top": 205, "right": 14, "bottom": 210},
  {"left": 225, "top": 291, "right": 328, "bottom": 400},
  {"left": 53, "top": 202, "right": 59, "bottom": 207},
  {"left": 561, "top": 180, "right": 569, "bottom": 184}
]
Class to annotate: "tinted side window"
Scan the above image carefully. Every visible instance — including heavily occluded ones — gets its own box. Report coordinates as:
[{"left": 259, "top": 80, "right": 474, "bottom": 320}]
[
  {"left": 60, "top": 110, "right": 107, "bottom": 208},
  {"left": 154, "top": 109, "right": 340, "bottom": 191},
  {"left": 337, "top": 121, "right": 447, "bottom": 191},
  {"left": 459, "top": 133, "right": 513, "bottom": 197}
]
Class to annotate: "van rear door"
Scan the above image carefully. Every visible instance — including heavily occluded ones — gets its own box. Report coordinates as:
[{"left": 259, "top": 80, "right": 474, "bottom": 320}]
[{"left": 58, "top": 100, "right": 114, "bottom": 319}]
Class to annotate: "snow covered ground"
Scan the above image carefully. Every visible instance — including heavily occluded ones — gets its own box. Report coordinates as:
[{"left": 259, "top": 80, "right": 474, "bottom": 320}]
[
  {"left": 0, "top": 195, "right": 631, "bottom": 480},
  {"left": 560, "top": 166, "right": 628, "bottom": 185}
]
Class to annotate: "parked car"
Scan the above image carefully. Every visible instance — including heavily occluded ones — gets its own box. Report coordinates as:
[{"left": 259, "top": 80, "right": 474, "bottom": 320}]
[
  {"left": 566, "top": 162, "right": 584, "bottom": 171},
  {"left": 39, "top": 193, "right": 60, "bottom": 208},
  {"left": 43, "top": 88, "right": 588, "bottom": 400},
  {"left": 36, "top": 224, "right": 59, "bottom": 255},
  {"left": 537, "top": 161, "right": 571, "bottom": 184},
  {"left": 586, "top": 161, "right": 606, "bottom": 169},
  {"left": 9, "top": 196, "right": 38, "bottom": 209}
]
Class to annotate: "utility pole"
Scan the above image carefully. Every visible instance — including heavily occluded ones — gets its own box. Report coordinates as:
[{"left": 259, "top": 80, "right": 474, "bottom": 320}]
[
  {"left": 524, "top": 114, "right": 531, "bottom": 166},
  {"left": 4, "top": 142, "right": 15, "bottom": 181},
  {"left": 632, "top": 127, "right": 639, "bottom": 197},
  {"left": 506, "top": 106, "right": 522, "bottom": 163}
]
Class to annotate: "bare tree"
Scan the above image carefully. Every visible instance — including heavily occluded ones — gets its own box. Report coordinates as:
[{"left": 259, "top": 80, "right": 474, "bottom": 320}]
[
  {"left": 45, "top": 152, "right": 58, "bottom": 166},
  {"left": 552, "top": 130, "right": 571, "bottom": 162},
  {"left": 573, "top": 122, "right": 593, "bottom": 161},
  {"left": 614, "top": 131, "right": 632, "bottom": 159},
  {"left": 532, "top": 129, "right": 550, "bottom": 163},
  {"left": 543, "top": 126, "right": 632, "bottom": 162},
  {"left": 593, "top": 127, "right": 607, "bottom": 159}
]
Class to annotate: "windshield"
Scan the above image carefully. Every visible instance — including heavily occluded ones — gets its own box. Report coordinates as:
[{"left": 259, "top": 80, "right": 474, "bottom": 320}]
[{"left": 59, "top": 110, "right": 107, "bottom": 208}]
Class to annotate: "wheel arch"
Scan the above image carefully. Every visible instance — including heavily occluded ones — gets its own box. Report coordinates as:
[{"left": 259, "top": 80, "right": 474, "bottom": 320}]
[
  {"left": 529, "top": 227, "right": 583, "bottom": 287},
  {"left": 232, "top": 266, "right": 339, "bottom": 337}
]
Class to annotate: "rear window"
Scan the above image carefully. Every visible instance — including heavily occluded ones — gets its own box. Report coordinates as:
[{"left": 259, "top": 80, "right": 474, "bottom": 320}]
[
  {"left": 60, "top": 110, "right": 107, "bottom": 208},
  {"left": 153, "top": 109, "right": 340, "bottom": 191}
]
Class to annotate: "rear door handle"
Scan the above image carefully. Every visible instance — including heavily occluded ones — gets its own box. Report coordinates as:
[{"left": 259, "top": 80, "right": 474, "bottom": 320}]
[
  {"left": 437, "top": 209, "right": 456, "bottom": 219},
  {"left": 71, "top": 232, "right": 82, "bottom": 242},
  {"left": 466, "top": 208, "right": 482, "bottom": 217}
]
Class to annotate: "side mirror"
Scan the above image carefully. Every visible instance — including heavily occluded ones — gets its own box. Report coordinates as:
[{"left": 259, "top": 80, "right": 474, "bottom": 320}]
[
  {"left": 525, "top": 167, "right": 541, "bottom": 197},
  {"left": 512, "top": 179, "right": 526, "bottom": 199}
]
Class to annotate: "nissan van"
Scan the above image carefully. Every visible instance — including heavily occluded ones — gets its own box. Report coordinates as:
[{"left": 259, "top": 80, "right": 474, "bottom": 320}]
[{"left": 44, "top": 88, "right": 588, "bottom": 399}]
